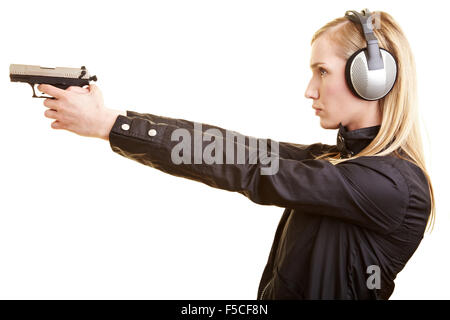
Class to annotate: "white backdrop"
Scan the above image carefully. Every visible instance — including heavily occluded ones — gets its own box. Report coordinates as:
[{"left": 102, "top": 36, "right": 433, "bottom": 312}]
[{"left": 0, "top": 0, "right": 448, "bottom": 299}]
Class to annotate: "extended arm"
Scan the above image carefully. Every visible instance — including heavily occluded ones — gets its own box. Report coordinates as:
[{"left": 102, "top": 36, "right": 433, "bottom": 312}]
[{"left": 109, "top": 113, "right": 408, "bottom": 234}]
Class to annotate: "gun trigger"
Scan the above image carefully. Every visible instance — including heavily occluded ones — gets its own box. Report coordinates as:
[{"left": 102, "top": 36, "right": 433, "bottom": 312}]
[{"left": 30, "top": 83, "right": 55, "bottom": 99}]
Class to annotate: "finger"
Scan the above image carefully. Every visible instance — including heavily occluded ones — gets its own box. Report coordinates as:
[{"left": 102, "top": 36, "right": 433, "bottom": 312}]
[
  {"left": 43, "top": 98, "right": 60, "bottom": 110},
  {"left": 51, "top": 120, "right": 65, "bottom": 130},
  {"left": 88, "top": 83, "right": 99, "bottom": 93},
  {"left": 44, "top": 109, "right": 59, "bottom": 120},
  {"left": 66, "top": 86, "right": 90, "bottom": 94},
  {"left": 37, "top": 84, "right": 66, "bottom": 99},
  {"left": 51, "top": 120, "right": 59, "bottom": 129}
]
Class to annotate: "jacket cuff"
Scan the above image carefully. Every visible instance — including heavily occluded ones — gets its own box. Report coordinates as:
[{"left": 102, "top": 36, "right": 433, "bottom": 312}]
[{"left": 109, "top": 113, "right": 168, "bottom": 150}]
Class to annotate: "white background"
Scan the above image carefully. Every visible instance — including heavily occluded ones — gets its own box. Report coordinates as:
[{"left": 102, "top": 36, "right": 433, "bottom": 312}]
[{"left": 0, "top": 0, "right": 448, "bottom": 299}]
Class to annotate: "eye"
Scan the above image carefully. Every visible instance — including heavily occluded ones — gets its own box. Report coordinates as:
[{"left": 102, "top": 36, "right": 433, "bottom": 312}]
[{"left": 319, "top": 67, "right": 327, "bottom": 77}]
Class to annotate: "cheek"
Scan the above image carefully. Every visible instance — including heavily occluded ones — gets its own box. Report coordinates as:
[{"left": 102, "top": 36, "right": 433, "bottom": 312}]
[
  {"left": 318, "top": 79, "right": 356, "bottom": 127},
  {"left": 321, "top": 78, "right": 356, "bottom": 112},
  {"left": 322, "top": 77, "right": 349, "bottom": 98}
]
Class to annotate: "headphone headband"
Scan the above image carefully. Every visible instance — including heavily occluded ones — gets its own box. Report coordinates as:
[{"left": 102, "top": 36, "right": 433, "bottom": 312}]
[{"left": 345, "top": 9, "right": 384, "bottom": 70}]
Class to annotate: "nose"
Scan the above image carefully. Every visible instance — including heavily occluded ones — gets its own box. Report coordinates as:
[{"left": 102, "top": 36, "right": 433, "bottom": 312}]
[{"left": 304, "top": 78, "right": 319, "bottom": 100}]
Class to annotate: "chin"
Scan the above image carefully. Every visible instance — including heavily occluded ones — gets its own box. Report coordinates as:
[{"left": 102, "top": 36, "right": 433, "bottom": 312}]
[{"left": 319, "top": 118, "right": 340, "bottom": 130}]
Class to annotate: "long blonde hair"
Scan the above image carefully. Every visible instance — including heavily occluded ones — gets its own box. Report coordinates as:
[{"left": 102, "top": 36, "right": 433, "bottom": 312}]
[{"left": 311, "top": 11, "right": 435, "bottom": 232}]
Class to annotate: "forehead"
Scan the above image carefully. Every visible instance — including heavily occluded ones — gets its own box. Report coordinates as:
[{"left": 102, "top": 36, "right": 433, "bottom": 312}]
[{"left": 310, "top": 36, "right": 342, "bottom": 67}]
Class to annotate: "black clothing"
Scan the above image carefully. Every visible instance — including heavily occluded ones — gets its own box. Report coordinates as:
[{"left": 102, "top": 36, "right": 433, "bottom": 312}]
[{"left": 109, "top": 111, "right": 431, "bottom": 300}]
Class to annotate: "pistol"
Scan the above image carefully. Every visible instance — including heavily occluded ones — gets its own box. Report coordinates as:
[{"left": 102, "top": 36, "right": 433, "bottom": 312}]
[{"left": 9, "top": 64, "right": 98, "bottom": 99}]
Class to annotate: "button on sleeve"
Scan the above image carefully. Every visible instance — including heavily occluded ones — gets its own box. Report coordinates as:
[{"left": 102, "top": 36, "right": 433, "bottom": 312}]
[{"left": 109, "top": 115, "right": 167, "bottom": 144}]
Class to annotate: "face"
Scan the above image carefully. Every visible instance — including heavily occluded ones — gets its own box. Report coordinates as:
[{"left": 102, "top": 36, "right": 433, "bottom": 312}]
[{"left": 304, "top": 35, "right": 366, "bottom": 130}]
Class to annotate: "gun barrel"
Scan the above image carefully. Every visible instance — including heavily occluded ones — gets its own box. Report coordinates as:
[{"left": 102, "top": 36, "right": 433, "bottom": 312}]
[
  {"left": 9, "top": 64, "right": 94, "bottom": 80},
  {"left": 9, "top": 64, "right": 98, "bottom": 98}
]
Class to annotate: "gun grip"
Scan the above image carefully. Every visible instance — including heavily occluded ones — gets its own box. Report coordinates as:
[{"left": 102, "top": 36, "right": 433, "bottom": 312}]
[{"left": 30, "top": 83, "right": 56, "bottom": 99}]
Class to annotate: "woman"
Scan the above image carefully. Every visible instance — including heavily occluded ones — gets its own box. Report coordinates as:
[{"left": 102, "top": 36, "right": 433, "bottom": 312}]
[{"left": 38, "top": 9, "right": 435, "bottom": 299}]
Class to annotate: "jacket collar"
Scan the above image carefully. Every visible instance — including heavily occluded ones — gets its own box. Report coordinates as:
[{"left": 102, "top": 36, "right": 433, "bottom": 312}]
[{"left": 336, "top": 122, "right": 381, "bottom": 158}]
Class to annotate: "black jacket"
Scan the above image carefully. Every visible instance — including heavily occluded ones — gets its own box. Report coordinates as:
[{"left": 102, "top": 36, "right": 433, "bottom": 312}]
[{"left": 109, "top": 110, "right": 431, "bottom": 300}]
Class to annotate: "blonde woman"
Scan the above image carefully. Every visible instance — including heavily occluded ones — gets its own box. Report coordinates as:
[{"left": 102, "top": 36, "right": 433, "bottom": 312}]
[{"left": 38, "top": 9, "right": 434, "bottom": 299}]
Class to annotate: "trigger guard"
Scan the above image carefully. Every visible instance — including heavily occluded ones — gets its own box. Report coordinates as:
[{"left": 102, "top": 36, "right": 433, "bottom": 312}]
[{"left": 30, "top": 83, "right": 56, "bottom": 99}]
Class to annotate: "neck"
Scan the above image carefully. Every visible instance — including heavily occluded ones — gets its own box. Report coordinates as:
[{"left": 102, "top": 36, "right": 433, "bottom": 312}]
[{"left": 345, "top": 101, "right": 382, "bottom": 131}]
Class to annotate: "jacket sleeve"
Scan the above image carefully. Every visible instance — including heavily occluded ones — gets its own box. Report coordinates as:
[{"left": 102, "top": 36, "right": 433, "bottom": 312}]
[
  {"left": 125, "top": 110, "right": 336, "bottom": 161},
  {"left": 109, "top": 112, "right": 408, "bottom": 234}
]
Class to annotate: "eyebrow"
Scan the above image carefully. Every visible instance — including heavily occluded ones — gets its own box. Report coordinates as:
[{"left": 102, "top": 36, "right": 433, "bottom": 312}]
[{"left": 310, "top": 62, "right": 326, "bottom": 69}]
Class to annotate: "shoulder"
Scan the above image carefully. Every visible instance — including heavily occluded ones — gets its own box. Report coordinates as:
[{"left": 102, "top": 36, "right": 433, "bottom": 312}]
[
  {"left": 340, "top": 154, "right": 425, "bottom": 180},
  {"left": 336, "top": 155, "right": 409, "bottom": 187},
  {"left": 337, "top": 154, "right": 431, "bottom": 216},
  {"left": 345, "top": 155, "right": 430, "bottom": 192},
  {"left": 335, "top": 156, "right": 410, "bottom": 230}
]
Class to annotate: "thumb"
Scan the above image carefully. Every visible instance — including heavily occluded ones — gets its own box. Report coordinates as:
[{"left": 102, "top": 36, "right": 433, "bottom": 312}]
[
  {"left": 88, "top": 83, "right": 103, "bottom": 98},
  {"left": 88, "top": 83, "right": 98, "bottom": 93}
]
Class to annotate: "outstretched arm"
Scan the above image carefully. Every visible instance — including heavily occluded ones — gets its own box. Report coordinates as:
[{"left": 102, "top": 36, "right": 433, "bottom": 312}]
[
  {"left": 124, "top": 110, "right": 337, "bottom": 161},
  {"left": 38, "top": 84, "right": 335, "bottom": 159},
  {"left": 109, "top": 113, "right": 408, "bottom": 234},
  {"left": 39, "top": 84, "right": 408, "bottom": 234}
]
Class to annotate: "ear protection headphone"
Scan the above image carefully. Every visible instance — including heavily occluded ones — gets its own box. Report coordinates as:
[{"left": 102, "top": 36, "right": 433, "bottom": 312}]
[{"left": 344, "top": 8, "right": 398, "bottom": 101}]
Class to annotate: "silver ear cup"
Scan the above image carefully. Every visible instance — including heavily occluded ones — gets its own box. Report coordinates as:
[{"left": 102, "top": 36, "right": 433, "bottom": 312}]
[{"left": 345, "top": 48, "right": 398, "bottom": 100}]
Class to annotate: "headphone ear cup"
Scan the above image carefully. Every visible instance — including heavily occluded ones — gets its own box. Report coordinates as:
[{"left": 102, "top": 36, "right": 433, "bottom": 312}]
[
  {"left": 345, "top": 48, "right": 398, "bottom": 101},
  {"left": 345, "top": 48, "right": 365, "bottom": 99}
]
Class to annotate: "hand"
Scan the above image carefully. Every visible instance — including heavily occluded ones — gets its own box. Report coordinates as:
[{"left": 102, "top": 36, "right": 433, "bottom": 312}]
[{"left": 38, "top": 84, "right": 125, "bottom": 140}]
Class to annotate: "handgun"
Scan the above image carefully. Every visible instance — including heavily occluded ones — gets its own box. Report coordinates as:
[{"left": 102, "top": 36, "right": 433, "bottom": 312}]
[{"left": 9, "top": 64, "right": 98, "bottom": 99}]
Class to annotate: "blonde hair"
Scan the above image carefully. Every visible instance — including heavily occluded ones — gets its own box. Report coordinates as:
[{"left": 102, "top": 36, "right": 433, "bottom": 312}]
[{"left": 311, "top": 11, "right": 435, "bottom": 233}]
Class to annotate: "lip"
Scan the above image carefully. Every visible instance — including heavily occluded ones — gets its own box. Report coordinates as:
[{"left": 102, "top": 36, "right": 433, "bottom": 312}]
[{"left": 312, "top": 105, "right": 323, "bottom": 115}]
